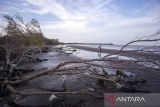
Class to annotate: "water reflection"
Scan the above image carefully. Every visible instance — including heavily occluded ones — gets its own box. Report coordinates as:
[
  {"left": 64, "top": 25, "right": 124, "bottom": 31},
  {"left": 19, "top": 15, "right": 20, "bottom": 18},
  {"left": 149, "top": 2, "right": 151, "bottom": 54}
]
[
  {"left": 71, "top": 48, "right": 135, "bottom": 61},
  {"left": 72, "top": 49, "right": 106, "bottom": 59},
  {"left": 97, "top": 52, "right": 102, "bottom": 58}
]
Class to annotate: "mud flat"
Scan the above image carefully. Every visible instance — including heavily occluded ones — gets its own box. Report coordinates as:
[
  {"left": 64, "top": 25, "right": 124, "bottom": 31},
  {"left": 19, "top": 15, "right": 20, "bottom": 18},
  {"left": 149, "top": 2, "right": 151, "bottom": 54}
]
[{"left": 0, "top": 46, "right": 160, "bottom": 107}]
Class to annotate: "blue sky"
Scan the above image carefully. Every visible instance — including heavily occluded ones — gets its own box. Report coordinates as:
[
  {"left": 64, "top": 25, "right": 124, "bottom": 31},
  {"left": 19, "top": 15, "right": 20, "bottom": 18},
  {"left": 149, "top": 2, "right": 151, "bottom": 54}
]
[{"left": 0, "top": 0, "right": 160, "bottom": 44}]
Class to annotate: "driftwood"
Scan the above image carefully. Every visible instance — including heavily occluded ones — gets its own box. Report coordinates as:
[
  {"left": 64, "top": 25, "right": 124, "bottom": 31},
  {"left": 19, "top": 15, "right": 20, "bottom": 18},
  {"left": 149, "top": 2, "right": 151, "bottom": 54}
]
[{"left": 7, "top": 85, "right": 95, "bottom": 96}]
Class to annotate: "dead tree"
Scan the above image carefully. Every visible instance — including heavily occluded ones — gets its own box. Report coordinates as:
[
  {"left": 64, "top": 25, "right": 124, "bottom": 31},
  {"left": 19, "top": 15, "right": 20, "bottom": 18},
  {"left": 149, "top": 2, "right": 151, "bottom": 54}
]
[
  {"left": 0, "top": 15, "right": 47, "bottom": 93},
  {"left": 2, "top": 15, "right": 46, "bottom": 67}
]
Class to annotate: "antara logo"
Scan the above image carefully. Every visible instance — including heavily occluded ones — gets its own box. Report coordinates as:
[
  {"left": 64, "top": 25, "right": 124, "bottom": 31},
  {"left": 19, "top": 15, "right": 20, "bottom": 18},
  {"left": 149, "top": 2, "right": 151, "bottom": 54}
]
[
  {"left": 105, "top": 96, "right": 145, "bottom": 104},
  {"left": 105, "top": 95, "right": 115, "bottom": 104}
]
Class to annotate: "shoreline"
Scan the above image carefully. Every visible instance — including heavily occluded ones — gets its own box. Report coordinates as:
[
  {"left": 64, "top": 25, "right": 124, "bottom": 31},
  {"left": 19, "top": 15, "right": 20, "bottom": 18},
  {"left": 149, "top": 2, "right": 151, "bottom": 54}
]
[{"left": 69, "top": 45, "right": 160, "bottom": 58}]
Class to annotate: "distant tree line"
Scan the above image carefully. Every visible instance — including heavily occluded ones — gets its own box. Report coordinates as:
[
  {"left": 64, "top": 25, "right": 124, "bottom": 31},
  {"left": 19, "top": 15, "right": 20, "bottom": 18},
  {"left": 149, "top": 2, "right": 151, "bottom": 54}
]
[{"left": 43, "top": 37, "right": 60, "bottom": 45}]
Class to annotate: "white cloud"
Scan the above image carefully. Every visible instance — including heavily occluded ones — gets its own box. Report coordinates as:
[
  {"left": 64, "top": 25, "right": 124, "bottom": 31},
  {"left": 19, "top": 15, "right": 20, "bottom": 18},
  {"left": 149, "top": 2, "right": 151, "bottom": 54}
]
[
  {"left": 23, "top": 0, "right": 74, "bottom": 20},
  {"left": 1, "top": 0, "right": 160, "bottom": 44}
]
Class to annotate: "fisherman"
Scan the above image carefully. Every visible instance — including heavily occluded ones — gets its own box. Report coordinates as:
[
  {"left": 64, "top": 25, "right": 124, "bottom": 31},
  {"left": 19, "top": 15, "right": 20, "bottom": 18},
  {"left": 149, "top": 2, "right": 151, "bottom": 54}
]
[{"left": 98, "top": 45, "right": 102, "bottom": 52}]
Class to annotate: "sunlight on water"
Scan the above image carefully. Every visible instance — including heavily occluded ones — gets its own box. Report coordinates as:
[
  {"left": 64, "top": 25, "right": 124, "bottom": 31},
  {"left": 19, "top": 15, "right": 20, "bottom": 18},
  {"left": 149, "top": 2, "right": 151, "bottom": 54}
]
[{"left": 71, "top": 48, "right": 135, "bottom": 60}]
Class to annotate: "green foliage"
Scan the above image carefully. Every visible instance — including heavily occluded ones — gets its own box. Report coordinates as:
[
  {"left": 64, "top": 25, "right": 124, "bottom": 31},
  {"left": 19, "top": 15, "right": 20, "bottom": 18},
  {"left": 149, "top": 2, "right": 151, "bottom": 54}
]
[{"left": 0, "top": 15, "right": 59, "bottom": 47}]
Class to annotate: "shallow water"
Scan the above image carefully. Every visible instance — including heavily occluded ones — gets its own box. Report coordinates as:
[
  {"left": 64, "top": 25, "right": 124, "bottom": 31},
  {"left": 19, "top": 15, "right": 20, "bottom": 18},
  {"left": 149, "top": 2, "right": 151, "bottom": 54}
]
[
  {"left": 64, "top": 44, "right": 160, "bottom": 70},
  {"left": 66, "top": 46, "right": 135, "bottom": 60},
  {"left": 60, "top": 46, "right": 135, "bottom": 77},
  {"left": 71, "top": 44, "right": 160, "bottom": 52}
]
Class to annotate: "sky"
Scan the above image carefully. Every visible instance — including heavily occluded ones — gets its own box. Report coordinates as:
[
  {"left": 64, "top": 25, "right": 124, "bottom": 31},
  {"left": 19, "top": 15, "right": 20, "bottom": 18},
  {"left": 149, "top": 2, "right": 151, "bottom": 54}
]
[{"left": 0, "top": 0, "right": 160, "bottom": 44}]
